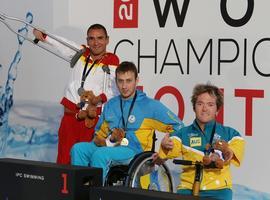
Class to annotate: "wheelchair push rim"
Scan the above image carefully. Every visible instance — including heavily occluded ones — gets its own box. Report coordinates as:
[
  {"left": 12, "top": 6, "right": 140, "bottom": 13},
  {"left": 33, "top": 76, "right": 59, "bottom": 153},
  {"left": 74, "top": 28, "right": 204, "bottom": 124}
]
[{"left": 125, "top": 151, "right": 174, "bottom": 192}]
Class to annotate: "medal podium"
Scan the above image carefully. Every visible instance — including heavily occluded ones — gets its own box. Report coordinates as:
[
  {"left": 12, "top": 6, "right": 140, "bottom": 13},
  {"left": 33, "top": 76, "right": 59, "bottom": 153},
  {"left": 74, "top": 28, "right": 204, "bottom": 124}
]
[
  {"left": 0, "top": 158, "right": 102, "bottom": 200},
  {"left": 89, "top": 186, "right": 209, "bottom": 200}
]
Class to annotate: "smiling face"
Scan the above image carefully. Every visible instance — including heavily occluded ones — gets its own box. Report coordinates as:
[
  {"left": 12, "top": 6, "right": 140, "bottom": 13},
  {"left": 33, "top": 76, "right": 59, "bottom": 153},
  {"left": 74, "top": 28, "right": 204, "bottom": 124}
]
[
  {"left": 116, "top": 71, "right": 138, "bottom": 99},
  {"left": 87, "top": 28, "right": 109, "bottom": 60},
  {"left": 194, "top": 92, "right": 218, "bottom": 129}
]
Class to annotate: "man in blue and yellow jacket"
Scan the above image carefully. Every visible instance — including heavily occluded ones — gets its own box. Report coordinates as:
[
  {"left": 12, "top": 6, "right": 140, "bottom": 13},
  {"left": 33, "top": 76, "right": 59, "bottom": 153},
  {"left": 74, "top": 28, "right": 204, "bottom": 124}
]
[
  {"left": 71, "top": 61, "right": 184, "bottom": 181},
  {"left": 156, "top": 83, "right": 245, "bottom": 200}
]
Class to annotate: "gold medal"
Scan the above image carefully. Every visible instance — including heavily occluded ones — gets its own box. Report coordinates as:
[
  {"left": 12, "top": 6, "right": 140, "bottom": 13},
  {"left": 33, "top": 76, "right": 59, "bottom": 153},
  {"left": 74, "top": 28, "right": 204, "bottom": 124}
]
[{"left": 120, "top": 138, "right": 129, "bottom": 146}]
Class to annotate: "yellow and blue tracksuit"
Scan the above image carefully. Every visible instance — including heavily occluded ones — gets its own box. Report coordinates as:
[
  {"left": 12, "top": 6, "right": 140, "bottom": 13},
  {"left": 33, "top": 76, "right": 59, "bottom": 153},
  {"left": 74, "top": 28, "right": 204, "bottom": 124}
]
[
  {"left": 158, "top": 119, "right": 245, "bottom": 200},
  {"left": 71, "top": 90, "right": 184, "bottom": 180}
]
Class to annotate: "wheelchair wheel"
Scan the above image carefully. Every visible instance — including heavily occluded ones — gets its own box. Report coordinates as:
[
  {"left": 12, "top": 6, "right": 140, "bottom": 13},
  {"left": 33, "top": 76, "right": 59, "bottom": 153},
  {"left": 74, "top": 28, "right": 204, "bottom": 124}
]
[
  {"left": 104, "top": 165, "right": 129, "bottom": 186},
  {"left": 125, "top": 151, "right": 174, "bottom": 192}
]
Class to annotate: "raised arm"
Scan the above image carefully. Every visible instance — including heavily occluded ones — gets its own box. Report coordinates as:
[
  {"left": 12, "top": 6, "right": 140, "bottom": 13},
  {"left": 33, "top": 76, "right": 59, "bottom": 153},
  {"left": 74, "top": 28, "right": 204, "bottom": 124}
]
[{"left": 32, "top": 28, "right": 82, "bottom": 59}]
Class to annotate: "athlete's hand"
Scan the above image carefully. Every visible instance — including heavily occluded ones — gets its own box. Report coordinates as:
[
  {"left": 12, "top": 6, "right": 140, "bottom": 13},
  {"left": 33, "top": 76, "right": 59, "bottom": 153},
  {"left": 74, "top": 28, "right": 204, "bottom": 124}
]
[
  {"left": 161, "top": 133, "right": 174, "bottom": 150},
  {"left": 215, "top": 140, "right": 234, "bottom": 162},
  {"left": 33, "top": 28, "right": 46, "bottom": 42},
  {"left": 152, "top": 152, "right": 167, "bottom": 165},
  {"left": 223, "top": 147, "right": 234, "bottom": 162}
]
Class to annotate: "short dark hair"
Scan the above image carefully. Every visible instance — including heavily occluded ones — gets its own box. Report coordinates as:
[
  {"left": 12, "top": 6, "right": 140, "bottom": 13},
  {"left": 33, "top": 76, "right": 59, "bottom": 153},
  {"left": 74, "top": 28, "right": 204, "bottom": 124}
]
[
  {"left": 87, "top": 24, "right": 108, "bottom": 37},
  {"left": 116, "top": 61, "right": 138, "bottom": 79},
  {"left": 191, "top": 83, "right": 224, "bottom": 110}
]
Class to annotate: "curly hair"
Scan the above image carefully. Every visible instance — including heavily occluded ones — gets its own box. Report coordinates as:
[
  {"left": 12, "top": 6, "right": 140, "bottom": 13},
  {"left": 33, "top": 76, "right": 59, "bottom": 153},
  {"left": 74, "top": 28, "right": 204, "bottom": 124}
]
[{"left": 191, "top": 83, "right": 223, "bottom": 110}]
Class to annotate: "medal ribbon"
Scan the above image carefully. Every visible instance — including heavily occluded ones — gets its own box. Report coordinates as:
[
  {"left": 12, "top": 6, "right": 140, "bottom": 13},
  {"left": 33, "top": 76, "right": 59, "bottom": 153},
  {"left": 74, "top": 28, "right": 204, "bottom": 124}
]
[
  {"left": 195, "top": 120, "right": 216, "bottom": 155},
  {"left": 80, "top": 55, "right": 98, "bottom": 90},
  {"left": 120, "top": 91, "right": 137, "bottom": 131}
]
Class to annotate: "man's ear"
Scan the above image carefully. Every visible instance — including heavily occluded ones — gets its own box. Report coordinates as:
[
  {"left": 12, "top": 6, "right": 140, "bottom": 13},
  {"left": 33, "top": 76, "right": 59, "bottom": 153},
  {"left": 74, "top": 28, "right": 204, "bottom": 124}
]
[{"left": 106, "top": 36, "right": 109, "bottom": 45}]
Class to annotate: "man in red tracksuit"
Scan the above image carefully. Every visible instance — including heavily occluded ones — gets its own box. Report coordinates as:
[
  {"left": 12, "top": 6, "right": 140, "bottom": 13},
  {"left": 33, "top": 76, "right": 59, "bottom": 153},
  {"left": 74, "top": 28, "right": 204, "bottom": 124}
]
[{"left": 34, "top": 24, "right": 119, "bottom": 164}]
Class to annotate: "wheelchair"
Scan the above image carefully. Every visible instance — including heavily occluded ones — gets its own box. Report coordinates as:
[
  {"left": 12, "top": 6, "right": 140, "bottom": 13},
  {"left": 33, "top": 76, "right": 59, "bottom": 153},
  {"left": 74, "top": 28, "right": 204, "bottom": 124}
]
[{"left": 104, "top": 136, "right": 174, "bottom": 192}]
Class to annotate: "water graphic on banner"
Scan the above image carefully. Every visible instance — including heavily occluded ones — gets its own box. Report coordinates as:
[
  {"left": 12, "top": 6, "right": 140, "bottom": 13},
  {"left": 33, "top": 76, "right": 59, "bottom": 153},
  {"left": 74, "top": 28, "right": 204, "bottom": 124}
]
[{"left": 0, "top": 12, "right": 58, "bottom": 161}]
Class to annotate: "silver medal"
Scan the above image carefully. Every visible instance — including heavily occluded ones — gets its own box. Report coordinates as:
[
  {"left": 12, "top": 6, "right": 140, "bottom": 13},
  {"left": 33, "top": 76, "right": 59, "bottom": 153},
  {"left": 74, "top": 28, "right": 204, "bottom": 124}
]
[{"left": 77, "top": 87, "right": 85, "bottom": 96}]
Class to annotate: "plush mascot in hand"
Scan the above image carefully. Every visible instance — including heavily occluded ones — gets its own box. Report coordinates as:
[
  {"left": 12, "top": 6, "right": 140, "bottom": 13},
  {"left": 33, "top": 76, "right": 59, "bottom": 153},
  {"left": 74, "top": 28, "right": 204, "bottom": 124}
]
[
  {"left": 202, "top": 140, "right": 230, "bottom": 169},
  {"left": 94, "top": 128, "right": 126, "bottom": 147},
  {"left": 76, "top": 90, "right": 102, "bottom": 128}
]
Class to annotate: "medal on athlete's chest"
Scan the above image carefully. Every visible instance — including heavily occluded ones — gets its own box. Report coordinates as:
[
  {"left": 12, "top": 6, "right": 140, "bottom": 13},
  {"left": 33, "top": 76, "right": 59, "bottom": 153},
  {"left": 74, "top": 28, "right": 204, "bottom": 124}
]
[
  {"left": 78, "top": 55, "right": 98, "bottom": 96},
  {"left": 77, "top": 87, "right": 85, "bottom": 96},
  {"left": 128, "top": 115, "right": 136, "bottom": 123}
]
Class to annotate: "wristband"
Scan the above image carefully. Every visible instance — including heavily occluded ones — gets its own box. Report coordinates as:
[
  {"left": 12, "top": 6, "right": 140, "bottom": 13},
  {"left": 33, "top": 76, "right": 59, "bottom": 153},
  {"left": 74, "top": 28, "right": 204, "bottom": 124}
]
[{"left": 105, "top": 135, "right": 116, "bottom": 147}]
